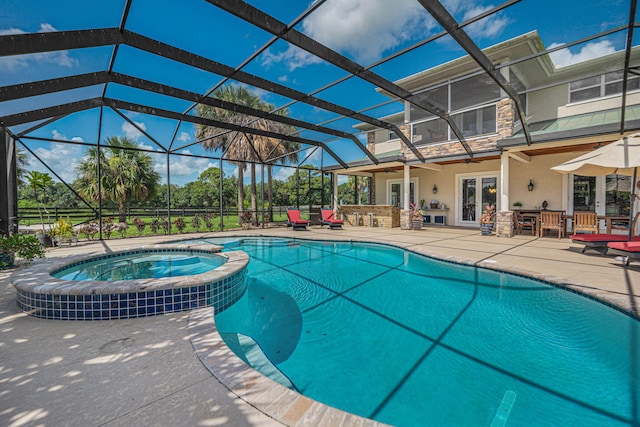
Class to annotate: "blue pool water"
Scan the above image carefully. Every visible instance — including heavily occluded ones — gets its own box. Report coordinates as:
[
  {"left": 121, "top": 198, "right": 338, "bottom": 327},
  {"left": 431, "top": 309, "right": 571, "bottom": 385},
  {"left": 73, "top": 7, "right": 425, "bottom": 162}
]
[
  {"left": 188, "top": 237, "right": 639, "bottom": 426},
  {"left": 53, "top": 250, "right": 226, "bottom": 280}
]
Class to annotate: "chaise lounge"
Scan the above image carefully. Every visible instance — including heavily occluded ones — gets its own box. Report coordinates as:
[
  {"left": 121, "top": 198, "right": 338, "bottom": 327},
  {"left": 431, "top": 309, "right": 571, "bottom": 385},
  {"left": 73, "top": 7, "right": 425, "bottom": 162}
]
[
  {"left": 286, "top": 209, "right": 309, "bottom": 230},
  {"left": 570, "top": 212, "right": 640, "bottom": 254},
  {"left": 320, "top": 209, "right": 344, "bottom": 229},
  {"left": 606, "top": 241, "right": 640, "bottom": 265}
]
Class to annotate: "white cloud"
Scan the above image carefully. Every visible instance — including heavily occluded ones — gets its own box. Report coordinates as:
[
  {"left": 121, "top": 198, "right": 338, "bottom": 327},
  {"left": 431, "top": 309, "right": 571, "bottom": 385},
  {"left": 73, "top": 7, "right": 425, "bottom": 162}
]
[
  {"left": 302, "top": 146, "right": 323, "bottom": 166},
  {"left": 260, "top": 0, "right": 435, "bottom": 67},
  {"left": 274, "top": 167, "right": 296, "bottom": 181},
  {"left": 548, "top": 40, "right": 617, "bottom": 68},
  {"left": 121, "top": 121, "right": 146, "bottom": 140},
  {"left": 261, "top": 0, "right": 507, "bottom": 68},
  {"left": 156, "top": 149, "right": 215, "bottom": 179},
  {"left": 460, "top": 5, "right": 508, "bottom": 40},
  {"left": 30, "top": 144, "right": 84, "bottom": 183},
  {"left": 262, "top": 45, "right": 323, "bottom": 71},
  {"left": 0, "top": 23, "right": 78, "bottom": 72},
  {"left": 51, "top": 130, "right": 84, "bottom": 143},
  {"left": 137, "top": 142, "right": 156, "bottom": 151},
  {"left": 177, "top": 132, "right": 192, "bottom": 143}
]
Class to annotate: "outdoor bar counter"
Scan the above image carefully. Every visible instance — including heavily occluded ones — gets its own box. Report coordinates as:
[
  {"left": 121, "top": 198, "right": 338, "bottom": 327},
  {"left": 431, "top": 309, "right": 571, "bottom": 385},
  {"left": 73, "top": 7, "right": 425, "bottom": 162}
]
[{"left": 338, "top": 205, "right": 400, "bottom": 228}]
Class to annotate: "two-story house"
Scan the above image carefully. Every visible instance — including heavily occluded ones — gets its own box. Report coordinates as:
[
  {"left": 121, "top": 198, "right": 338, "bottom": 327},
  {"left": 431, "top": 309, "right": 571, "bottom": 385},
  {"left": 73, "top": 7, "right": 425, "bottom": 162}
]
[{"left": 328, "top": 30, "right": 640, "bottom": 231}]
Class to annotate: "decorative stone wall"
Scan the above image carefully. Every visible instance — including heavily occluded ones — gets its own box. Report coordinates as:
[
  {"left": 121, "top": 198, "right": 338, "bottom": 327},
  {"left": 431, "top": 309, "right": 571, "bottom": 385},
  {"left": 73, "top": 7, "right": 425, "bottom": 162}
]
[
  {"left": 496, "top": 210, "right": 515, "bottom": 238},
  {"left": 338, "top": 205, "right": 400, "bottom": 228}
]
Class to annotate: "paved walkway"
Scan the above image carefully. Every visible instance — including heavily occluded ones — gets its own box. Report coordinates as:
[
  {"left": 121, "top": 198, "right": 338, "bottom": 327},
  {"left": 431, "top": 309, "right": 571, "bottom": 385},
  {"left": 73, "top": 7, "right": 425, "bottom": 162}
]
[{"left": 1, "top": 226, "right": 638, "bottom": 426}]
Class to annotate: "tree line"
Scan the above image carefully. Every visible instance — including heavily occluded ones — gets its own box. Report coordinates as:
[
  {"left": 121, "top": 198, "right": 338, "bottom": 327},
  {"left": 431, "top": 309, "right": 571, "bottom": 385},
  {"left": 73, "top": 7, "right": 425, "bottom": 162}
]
[{"left": 17, "top": 84, "right": 369, "bottom": 225}]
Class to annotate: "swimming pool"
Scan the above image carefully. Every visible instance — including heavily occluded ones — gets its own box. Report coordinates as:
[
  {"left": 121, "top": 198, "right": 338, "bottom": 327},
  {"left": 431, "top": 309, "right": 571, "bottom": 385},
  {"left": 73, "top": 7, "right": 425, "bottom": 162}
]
[{"left": 188, "top": 237, "right": 639, "bottom": 426}]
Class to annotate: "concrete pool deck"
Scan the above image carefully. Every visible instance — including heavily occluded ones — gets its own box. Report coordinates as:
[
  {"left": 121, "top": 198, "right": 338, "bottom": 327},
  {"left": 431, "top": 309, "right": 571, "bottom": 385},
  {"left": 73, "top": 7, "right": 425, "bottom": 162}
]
[{"left": 1, "top": 225, "right": 639, "bottom": 426}]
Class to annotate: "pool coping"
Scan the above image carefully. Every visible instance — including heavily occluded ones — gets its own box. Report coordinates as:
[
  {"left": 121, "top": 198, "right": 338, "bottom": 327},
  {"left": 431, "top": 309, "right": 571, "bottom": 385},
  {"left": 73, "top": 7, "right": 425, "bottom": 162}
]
[{"left": 189, "top": 306, "right": 390, "bottom": 427}]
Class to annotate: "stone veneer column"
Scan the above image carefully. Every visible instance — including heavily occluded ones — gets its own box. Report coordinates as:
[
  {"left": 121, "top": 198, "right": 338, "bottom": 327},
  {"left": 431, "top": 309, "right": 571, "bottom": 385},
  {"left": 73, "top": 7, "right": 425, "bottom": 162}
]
[
  {"left": 497, "top": 98, "right": 515, "bottom": 139},
  {"left": 399, "top": 123, "right": 411, "bottom": 156},
  {"left": 366, "top": 131, "right": 376, "bottom": 154},
  {"left": 496, "top": 210, "right": 514, "bottom": 238}
]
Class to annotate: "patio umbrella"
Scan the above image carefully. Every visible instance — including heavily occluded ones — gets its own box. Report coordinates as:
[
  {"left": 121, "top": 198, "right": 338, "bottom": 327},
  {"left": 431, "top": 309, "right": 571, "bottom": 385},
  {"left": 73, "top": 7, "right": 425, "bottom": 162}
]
[{"left": 551, "top": 132, "right": 640, "bottom": 240}]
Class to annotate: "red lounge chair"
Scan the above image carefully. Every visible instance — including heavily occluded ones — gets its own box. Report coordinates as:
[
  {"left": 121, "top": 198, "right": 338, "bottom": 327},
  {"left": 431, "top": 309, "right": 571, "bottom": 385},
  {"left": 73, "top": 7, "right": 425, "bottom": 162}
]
[
  {"left": 320, "top": 209, "right": 344, "bottom": 229},
  {"left": 570, "top": 234, "right": 640, "bottom": 255},
  {"left": 571, "top": 212, "right": 640, "bottom": 254},
  {"left": 286, "top": 209, "right": 309, "bottom": 230},
  {"left": 607, "top": 241, "right": 640, "bottom": 265}
]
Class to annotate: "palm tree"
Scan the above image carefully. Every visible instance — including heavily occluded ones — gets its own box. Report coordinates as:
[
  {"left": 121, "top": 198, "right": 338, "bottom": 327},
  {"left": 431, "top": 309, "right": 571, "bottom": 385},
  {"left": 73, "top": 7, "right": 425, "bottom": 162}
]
[
  {"left": 196, "top": 84, "right": 298, "bottom": 225},
  {"left": 76, "top": 136, "right": 160, "bottom": 223},
  {"left": 26, "top": 170, "right": 53, "bottom": 230}
]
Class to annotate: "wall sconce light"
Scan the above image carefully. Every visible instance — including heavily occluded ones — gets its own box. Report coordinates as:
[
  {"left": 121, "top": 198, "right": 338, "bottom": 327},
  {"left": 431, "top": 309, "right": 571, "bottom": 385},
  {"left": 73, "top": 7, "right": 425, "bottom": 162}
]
[
  {"left": 432, "top": 184, "right": 438, "bottom": 194},
  {"left": 528, "top": 179, "right": 534, "bottom": 192}
]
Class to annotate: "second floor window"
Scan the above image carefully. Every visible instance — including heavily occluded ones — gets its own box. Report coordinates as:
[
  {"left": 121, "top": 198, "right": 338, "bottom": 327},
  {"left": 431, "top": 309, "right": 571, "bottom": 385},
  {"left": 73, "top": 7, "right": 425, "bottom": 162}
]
[
  {"left": 412, "top": 104, "right": 497, "bottom": 145},
  {"left": 569, "top": 71, "right": 640, "bottom": 103}
]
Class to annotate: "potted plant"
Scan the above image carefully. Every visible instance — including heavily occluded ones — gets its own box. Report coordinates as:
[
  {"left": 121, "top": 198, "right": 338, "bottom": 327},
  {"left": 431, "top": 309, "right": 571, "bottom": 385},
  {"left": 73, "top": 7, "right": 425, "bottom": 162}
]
[
  {"left": 420, "top": 199, "right": 426, "bottom": 209},
  {"left": 50, "top": 217, "right": 76, "bottom": 246},
  {"left": 480, "top": 204, "right": 496, "bottom": 235},
  {"left": 410, "top": 202, "right": 423, "bottom": 230},
  {"left": 0, "top": 233, "right": 46, "bottom": 269},
  {"left": 513, "top": 201, "right": 522, "bottom": 210}
]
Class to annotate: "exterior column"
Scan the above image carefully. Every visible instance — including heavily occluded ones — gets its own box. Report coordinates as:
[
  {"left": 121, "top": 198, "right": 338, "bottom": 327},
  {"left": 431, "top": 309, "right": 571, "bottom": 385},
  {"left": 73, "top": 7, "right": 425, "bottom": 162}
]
[
  {"left": 332, "top": 172, "right": 339, "bottom": 210},
  {"left": 500, "top": 152, "right": 509, "bottom": 210},
  {"left": 403, "top": 164, "right": 410, "bottom": 210},
  {"left": 400, "top": 164, "right": 411, "bottom": 229}
]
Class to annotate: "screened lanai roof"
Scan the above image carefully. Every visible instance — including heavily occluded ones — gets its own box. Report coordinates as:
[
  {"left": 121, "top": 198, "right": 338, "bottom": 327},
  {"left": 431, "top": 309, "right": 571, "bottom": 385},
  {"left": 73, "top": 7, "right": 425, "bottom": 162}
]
[{"left": 1, "top": 0, "right": 639, "bottom": 180}]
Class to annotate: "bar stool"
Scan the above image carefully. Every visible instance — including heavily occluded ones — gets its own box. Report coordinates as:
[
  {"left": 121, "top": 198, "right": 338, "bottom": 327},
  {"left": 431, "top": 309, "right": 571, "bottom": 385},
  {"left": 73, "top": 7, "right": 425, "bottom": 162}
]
[
  {"left": 354, "top": 212, "right": 361, "bottom": 226},
  {"left": 368, "top": 212, "right": 376, "bottom": 227}
]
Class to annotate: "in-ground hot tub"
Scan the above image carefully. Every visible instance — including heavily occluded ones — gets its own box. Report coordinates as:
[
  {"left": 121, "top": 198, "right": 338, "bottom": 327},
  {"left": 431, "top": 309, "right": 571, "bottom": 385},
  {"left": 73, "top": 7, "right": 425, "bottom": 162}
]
[{"left": 11, "top": 244, "right": 249, "bottom": 320}]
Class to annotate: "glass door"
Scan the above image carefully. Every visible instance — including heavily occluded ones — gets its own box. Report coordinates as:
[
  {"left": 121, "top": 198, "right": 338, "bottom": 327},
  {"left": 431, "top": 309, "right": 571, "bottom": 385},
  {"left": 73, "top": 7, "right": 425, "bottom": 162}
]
[
  {"left": 572, "top": 174, "right": 632, "bottom": 232},
  {"left": 461, "top": 178, "right": 477, "bottom": 222},
  {"left": 390, "top": 183, "right": 401, "bottom": 207},
  {"left": 387, "top": 179, "right": 417, "bottom": 208},
  {"left": 458, "top": 175, "right": 498, "bottom": 226}
]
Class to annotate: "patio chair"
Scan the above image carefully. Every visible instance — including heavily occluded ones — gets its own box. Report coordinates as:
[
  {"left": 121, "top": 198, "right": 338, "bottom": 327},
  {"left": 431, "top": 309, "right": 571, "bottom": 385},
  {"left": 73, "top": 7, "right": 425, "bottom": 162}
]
[
  {"left": 320, "top": 209, "right": 344, "bottom": 229},
  {"left": 539, "top": 210, "right": 564, "bottom": 238},
  {"left": 514, "top": 211, "right": 536, "bottom": 235},
  {"left": 286, "top": 209, "right": 309, "bottom": 230},
  {"left": 572, "top": 211, "right": 598, "bottom": 234},
  {"left": 571, "top": 212, "right": 640, "bottom": 254}
]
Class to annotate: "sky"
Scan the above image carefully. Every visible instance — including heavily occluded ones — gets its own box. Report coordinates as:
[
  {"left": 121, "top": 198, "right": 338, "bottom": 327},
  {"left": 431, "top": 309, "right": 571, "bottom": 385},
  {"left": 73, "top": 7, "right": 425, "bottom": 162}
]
[{"left": 0, "top": 0, "right": 634, "bottom": 186}]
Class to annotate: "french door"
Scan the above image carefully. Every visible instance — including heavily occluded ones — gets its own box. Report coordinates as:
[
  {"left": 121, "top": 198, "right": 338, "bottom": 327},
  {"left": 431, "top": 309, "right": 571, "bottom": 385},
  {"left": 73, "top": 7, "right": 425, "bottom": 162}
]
[
  {"left": 572, "top": 174, "right": 632, "bottom": 231},
  {"left": 457, "top": 174, "right": 498, "bottom": 226}
]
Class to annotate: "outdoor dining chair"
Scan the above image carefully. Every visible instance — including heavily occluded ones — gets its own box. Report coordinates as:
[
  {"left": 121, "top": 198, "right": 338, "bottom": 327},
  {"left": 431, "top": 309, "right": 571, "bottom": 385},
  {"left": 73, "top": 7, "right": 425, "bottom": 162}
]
[
  {"left": 515, "top": 211, "right": 536, "bottom": 235},
  {"left": 539, "top": 210, "right": 564, "bottom": 238},
  {"left": 572, "top": 211, "right": 598, "bottom": 234}
]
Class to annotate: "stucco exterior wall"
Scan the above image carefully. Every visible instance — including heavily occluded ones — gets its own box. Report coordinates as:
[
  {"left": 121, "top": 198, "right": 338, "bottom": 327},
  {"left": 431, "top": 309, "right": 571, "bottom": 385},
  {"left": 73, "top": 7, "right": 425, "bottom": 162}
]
[
  {"left": 558, "top": 91, "right": 640, "bottom": 117},
  {"left": 527, "top": 85, "right": 567, "bottom": 123}
]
